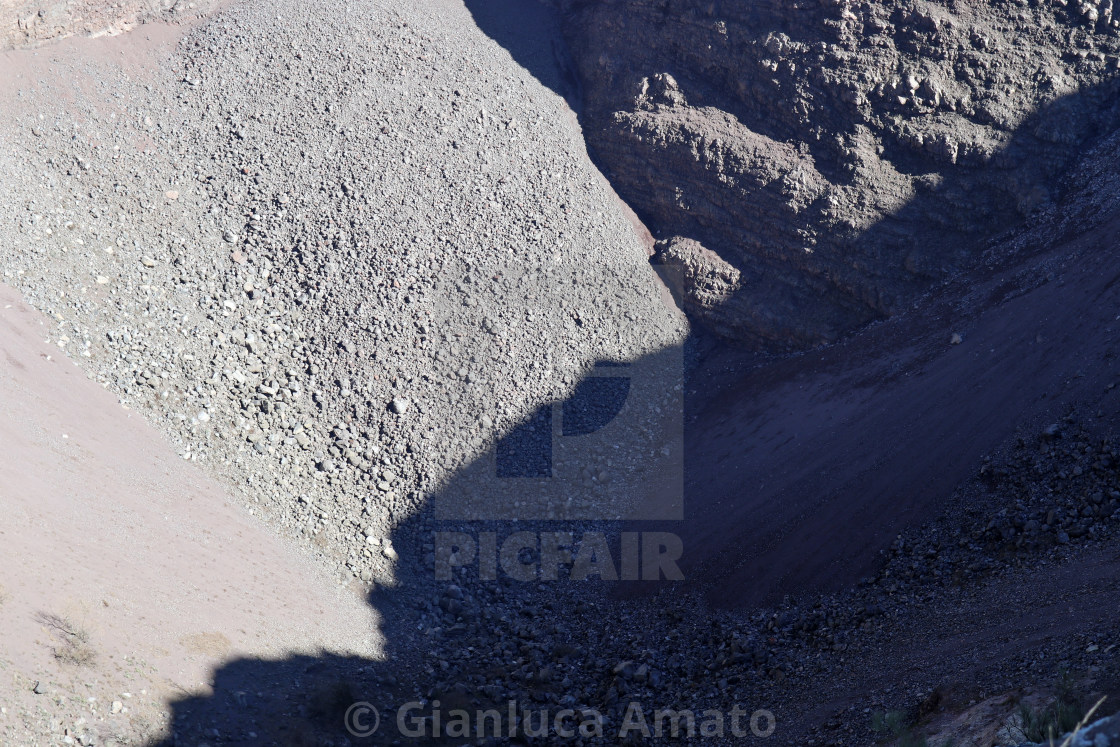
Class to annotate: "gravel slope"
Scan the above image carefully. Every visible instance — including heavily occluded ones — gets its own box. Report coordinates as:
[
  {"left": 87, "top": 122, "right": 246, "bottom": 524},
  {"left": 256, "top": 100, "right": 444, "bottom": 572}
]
[
  {"left": 6, "top": 1, "right": 1120, "bottom": 745},
  {"left": 0, "top": 0, "right": 684, "bottom": 592},
  {"left": 0, "top": 1, "right": 686, "bottom": 741}
]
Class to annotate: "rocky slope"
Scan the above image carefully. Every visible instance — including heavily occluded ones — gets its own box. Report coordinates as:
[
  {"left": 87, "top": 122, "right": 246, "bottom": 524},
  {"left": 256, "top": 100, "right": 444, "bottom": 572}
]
[
  {"left": 0, "top": 0, "right": 685, "bottom": 597},
  {"left": 6, "top": 0, "right": 1120, "bottom": 744},
  {"left": 556, "top": 0, "right": 1120, "bottom": 348},
  {"left": 0, "top": 0, "right": 685, "bottom": 741}
]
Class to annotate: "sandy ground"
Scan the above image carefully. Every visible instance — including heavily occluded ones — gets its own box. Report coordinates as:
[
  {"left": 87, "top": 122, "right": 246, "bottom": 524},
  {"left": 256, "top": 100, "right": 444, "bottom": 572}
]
[{"left": 0, "top": 283, "right": 378, "bottom": 744}]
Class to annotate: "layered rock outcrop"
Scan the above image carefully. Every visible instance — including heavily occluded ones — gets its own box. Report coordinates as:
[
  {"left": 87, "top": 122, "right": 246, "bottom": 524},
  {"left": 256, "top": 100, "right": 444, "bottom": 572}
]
[{"left": 557, "top": 0, "right": 1120, "bottom": 347}]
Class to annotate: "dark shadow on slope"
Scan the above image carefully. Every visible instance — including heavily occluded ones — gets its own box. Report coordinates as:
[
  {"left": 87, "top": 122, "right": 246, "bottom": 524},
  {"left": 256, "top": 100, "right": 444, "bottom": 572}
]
[
  {"left": 155, "top": 345, "right": 688, "bottom": 745},
  {"left": 155, "top": 210, "right": 1120, "bottom": 741},
  {"left": 462, "top": 0, "right": 1120, "bottom": 593},
  {"left": 156, "top": 29, "right": 1120, "bottom": 747},
  {"left": 461, "top": 0, "right": 582, "bottom": 111},
  {"left": 653, "top": 88, "right": 1120, "bottom": 608},
  {"left": 155, "top": 195, "right": 1120, "bottom": 742}
]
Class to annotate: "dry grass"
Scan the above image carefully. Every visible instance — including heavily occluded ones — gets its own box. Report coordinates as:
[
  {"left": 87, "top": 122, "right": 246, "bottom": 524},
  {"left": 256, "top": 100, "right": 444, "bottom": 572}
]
[
  {"left": 1053, "top": 696, "right": 1106, "bottom": 747},
  {"left": 36, "top": 612, "right": 97, "bottom": 667},
  {"left": 1013, "top": 672, "right": 1107, "bottom": 745}
]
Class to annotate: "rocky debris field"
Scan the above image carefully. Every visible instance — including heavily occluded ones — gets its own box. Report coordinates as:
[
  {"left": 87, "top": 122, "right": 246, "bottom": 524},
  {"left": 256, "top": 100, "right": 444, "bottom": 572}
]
[
  {"left": 4, "top": 0, "right": 1120, "bottom": 744},
  {"left": 0, "top": 0, "right": 684, "bottom": 596},
  {"left": 0, "top": 0, "right": 685, "bottom": 741},
  {"left": 156, "top": 403, "right": 1120, "bottom": 744}
]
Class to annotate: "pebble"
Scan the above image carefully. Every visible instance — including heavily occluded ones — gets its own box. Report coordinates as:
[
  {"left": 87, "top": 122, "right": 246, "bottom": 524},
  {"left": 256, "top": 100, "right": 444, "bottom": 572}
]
[{"left": 390, "top": 397, "right": 411, "bottom": 414}]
